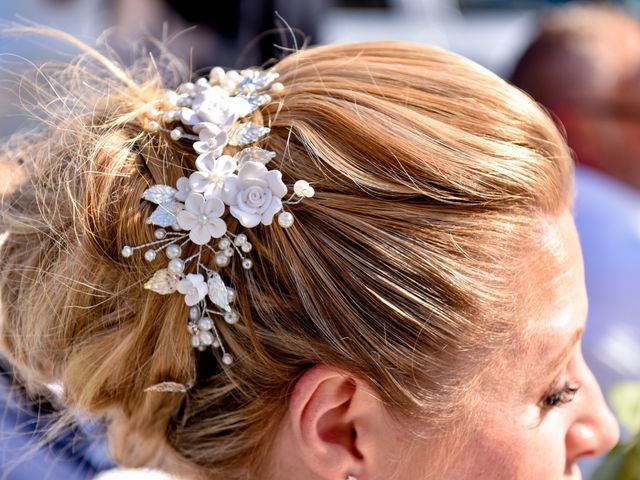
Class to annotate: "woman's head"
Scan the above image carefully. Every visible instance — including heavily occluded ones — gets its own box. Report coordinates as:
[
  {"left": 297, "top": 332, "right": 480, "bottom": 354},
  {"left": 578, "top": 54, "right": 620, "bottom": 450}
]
[{"left": 0, "top": 36, "right": 617, "bottom": 479}]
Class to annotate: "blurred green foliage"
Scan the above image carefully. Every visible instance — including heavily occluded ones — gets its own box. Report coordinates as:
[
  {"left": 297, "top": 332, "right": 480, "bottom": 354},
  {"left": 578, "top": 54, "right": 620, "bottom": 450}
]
[{"left": 592, "top": 382, "right": 640, "bottom": 480}]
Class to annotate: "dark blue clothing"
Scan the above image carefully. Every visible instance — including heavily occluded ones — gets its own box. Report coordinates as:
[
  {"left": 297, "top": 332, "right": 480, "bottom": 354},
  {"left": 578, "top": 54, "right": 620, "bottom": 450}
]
[{"left": 0, "top": 361, "right": 114, "bottom": 479}]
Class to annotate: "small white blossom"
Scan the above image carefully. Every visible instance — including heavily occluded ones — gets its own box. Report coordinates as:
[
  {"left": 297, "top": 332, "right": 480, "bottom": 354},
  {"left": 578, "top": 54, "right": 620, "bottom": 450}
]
[
  {"left": 193, "top": 123, "right": 228, "bottom": 157},
  {"left": 175, "top": 176, "right": 192, "bottom": 202},
  {"left": 222, "top": 161, "right": 287, "bottom": 228},
  {"left": 180, "top": 86, "right": 252, "bottom": 132},
  {"left": 189, "top": 154, "right": 237, "bottom": 200},
  {"left": 176, "top": 193, "right": 227, "bottom": 245},
  {"left": 177, "top": 273, "right": 208, "bottom": 307}
]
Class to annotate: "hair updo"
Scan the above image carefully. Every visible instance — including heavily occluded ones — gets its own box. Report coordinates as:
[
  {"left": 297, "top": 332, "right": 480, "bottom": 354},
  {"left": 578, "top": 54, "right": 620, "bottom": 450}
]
[{"left": 0, "top": 31, "right": 573, "bottom": 479}]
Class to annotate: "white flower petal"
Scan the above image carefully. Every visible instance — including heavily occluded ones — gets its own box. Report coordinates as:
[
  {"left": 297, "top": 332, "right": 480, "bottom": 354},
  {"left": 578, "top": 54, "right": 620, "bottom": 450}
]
[
  {"left": 261, "top": 196, "right": 283, "bottom": 226},
  {"left": 177, "top": 279, "right": 191, "bottom": 295},
  {"left": 177, "top": 210, "right": 198, "bottom": 231},
  {"left": 238, "top": 161, "right": 267, "bottom": 181},
  {"left": 189, "top": 224, "right": 211, "bottom": 245},
  {"left": 184, "top": 293, "right": 200, "bottom": 307},
  {"left": 185, "top": 193, "right": 205, "bottom": 214},
  {"left": 193, "top": 141, "right": 211, "bottom": 154},
  {"left": 204, "top": 197, "right": 225, "bottom": 217},
  {"left": 265, "top": 170, "right": 288, "bottom": 198},
  {"left": 196, "top": 282, "right": 209, "bottom": 300},
  {"left": 189, "top": 172, "right": 211, "bottom": 193},
  {"left": 195, "top": 153, "right": 216, "bottom": 174},
  {"left": 206, "top": 218, "right": 227, "bottom": 238},
  {"left": 222, "top": 176, "right": 240, "bottom": 205},
  {"left": 175, "top": 177, "right": 191, "bottom": 201},
  {"left": 196, "top": 122, "right": 222, "bottom": 139},
  {"left": 227, "top": 97, "right": 252, "bottom": 118},
  {"left": 180, "top": 108, "right": 200, "bottom": 125},
  {"left": 230, "top": 205, "right": 261, "bottom": 228},
  {"left": 215, "top": 155, "right": 237, "bottom": 176}
]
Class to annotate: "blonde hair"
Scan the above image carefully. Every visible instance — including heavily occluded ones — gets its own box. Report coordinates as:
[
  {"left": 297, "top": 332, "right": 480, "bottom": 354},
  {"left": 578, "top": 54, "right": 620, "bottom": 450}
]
[{"left": 0, "top": 34, "right": 573, "bottom": 479}]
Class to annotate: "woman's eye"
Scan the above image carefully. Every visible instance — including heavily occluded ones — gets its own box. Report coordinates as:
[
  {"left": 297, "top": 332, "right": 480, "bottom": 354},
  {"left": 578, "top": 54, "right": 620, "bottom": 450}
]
[{"left": 542, "top": 383, "right": 580, "bottom": 409}]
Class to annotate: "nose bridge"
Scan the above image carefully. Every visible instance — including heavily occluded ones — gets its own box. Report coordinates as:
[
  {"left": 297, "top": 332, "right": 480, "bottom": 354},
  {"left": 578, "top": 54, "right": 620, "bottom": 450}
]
[{"left": 567, "top": 364, "right": 620, "bottom": 459}]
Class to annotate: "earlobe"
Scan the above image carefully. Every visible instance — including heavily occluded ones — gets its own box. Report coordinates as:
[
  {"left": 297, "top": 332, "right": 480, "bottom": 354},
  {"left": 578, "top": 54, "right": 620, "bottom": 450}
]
[{"left": 288, "top": 365, "right": 370, "bottom": 479}]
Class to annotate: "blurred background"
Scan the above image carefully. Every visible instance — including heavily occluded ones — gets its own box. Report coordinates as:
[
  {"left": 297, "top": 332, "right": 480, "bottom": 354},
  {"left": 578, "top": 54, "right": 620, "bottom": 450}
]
[{"left": 0, "top": 0, "right": 639, "bottom": 478}]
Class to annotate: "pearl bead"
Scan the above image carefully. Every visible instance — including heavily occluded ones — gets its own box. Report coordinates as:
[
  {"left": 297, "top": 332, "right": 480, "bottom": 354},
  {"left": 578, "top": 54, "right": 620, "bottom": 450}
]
[
  {"left": 198, "top": 317, "right": 214, "bottom": 331},
  {"left": 234, "top": 234, "right": 248, "bottom": 246},
  {"left": 176, "top": 94, "right": 191, "bottom": 106},
  {"left": 166, "top": 244, "right": 181, "bottom": 259},
  {"left": 170, "top": 128, "right": 184, "bottom": 141},
  {"left": 241, "top": 242, "right": 252, "bottom": 253},
  {"left": 189, "top": 307, "right": 200, "bottom": 321},
  {"left": 168, "top": 258, "right": 185, "bottom": 274},
  {"left": 226, "top": 288, "right": 236, "bottom": 303},
  {"left": 228, "top": 71, "right": 243, "bottom": 82},
  {"left": 191, "top": 335, "right": 201, "bottom": 348},
  {"left": 219, "top": 238, "right": 231, "bottom": 249},
  {"left": 147, "top": 108, "right": 161, "bottom": 119},
  {"left": 294, "top": 180, "right": 315, "bottom": 198},
  {"left": 147, "top": 120, "right": 160, "bottom": 132},
  {"left": 163, "top": 110, "right": 177, "bottom": 123},
  {"left": 210, "top": 67, "right": 225, "bottom": 82},
  {"left": 196, "top": 77, "right": 208, "bottom": 88},
  {"left": 224, "top": 311, "right": 239, "bottom": 324},
  {"left": 278, "top": 211, "right": 294, "bottom": 228},
  {"left": 222, "top": 353, "right": 233, "bottom": 365},
  {"left": 199, "top": 330, "right": 214, "bottom": 346},
  {"left": 242, "top": 258, "right": 253, "bottom": 270},
  {"left": 177, "top": 82, "right": 195, "bottom": 95},
  {"left": 164, "top": 90, "right": 178, "bottom": 105},
  {"left": 213, "top": 339, "right": 221, "bottom": 348},
  {"left": 198, "top": 345, "right": 207, "bottom": 351},
  {"left": 271, "top": 82, "right": 284, "bottom": 93},
  {"left": 215, "top": 253, "right": 230, "bottom": 267},
  {"left": 223, "top": 247, "right": 234, "bottom": 257},
  {"left": 121, "top": 246, "right": 133, "bottom": 258},
  {"left": 154, "top": 229, "right": 167, "bottom": 239},
  {"left": 187, "top": 323, "right": 198, "bottom": 335},
  {"left": 144, "top": 250, "right": 157, "bottom": 262}
]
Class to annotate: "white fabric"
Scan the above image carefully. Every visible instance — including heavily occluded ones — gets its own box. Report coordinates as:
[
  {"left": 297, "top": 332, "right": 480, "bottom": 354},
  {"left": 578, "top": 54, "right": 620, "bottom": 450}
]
[{"left": 95, "top": 469, "right": 175, "bottom": 480}]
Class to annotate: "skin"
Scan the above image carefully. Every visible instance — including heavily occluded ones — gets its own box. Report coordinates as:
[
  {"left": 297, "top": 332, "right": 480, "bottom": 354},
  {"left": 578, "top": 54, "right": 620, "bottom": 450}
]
[{"left": 268, "top": 210, "right": 619, "bottom": 480}]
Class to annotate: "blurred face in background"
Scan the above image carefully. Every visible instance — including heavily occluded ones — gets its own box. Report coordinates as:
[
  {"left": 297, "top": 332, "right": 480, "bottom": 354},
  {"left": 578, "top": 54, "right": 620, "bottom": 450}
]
[{"left": 565, "top": 71, "right": 640, "bottom": 190}]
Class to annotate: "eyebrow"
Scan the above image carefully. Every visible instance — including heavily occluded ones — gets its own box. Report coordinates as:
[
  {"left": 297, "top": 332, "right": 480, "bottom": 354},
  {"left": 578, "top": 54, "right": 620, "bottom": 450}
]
[{"left": 543, "top": 327, "right": 584, "bottom": 376}]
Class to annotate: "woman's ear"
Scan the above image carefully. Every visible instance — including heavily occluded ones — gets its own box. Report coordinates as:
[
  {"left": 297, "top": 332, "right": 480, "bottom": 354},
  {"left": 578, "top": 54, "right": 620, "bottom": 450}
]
[{"left": 282, "top": 364, "right": 403, "bottom": 480}]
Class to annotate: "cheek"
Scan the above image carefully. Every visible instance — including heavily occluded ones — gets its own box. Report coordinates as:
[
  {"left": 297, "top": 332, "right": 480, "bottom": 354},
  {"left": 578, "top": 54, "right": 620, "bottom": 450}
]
[{"left": 440, "top": 409, "right": 569, "bottom": 480}]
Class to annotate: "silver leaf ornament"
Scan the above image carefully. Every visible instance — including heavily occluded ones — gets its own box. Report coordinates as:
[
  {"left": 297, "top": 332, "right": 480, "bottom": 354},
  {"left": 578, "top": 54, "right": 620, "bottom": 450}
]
[
  {"left": 244, "top": 94, "right": 271, "bottom": 113},
  {"left": 144, "top": 269, "right": 181, "bottom": 295},
  {"left": 234, "top": 147, "right": 276, "bottom": 167},
  {"left": 208, "top": 272, "right": 231, "bottom": 312},
  {"left": 228, "top": 123, "right": 270, "bottom": 146},
  {"left": 142, "top": 185, "right": 178, "bottom": 205},
  {"left": 147, "top": 201, "right": 183, "bottom": 227}
]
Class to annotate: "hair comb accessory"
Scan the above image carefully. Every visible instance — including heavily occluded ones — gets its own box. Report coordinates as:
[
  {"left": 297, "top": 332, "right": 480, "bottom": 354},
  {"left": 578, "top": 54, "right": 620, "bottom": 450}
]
[{"left": 122, "top": 66, "right": 314, "bottom": 365}]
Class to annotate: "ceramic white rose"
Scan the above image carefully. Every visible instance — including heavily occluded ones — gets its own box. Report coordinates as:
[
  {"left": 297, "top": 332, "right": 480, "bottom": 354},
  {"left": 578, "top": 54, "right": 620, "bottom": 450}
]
[{"left": 121, "top": 66, "right": 314, "bottom": 365}]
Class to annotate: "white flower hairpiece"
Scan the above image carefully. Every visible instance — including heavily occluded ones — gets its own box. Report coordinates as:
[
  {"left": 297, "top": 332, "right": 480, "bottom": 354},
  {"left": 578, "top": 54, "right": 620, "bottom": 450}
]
[{"left": 121, "top": 66, "right": 313, "bottom": 365}]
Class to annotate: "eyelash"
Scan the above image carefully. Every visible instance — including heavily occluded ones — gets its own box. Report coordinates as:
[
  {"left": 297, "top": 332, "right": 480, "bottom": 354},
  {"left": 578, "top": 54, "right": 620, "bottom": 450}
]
[{"left": 542, "top": 382, "right": 581, "bottom": 410}]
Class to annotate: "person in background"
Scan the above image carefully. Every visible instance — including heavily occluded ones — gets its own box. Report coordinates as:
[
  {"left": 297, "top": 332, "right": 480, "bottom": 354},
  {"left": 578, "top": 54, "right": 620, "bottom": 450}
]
[
  {"left": 511, "top": 1, "right": 640, "bottom": 436},
  {"left": 113, "top": 0, "right": 327, "bottom": 72}
]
